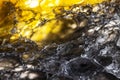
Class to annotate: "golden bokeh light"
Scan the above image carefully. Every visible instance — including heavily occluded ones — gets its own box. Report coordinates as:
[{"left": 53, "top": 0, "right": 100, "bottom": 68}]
[{"left": 25, "top": 0, "right": 39, "bottom": 8}]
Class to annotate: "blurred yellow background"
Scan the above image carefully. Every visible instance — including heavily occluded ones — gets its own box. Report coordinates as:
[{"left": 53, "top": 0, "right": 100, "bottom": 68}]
[{"left": 0, "top": 0, "right": 108, "bottom": 43}]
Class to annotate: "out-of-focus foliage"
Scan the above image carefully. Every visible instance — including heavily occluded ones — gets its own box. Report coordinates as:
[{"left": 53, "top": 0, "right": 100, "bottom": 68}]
[{"left": 0, "top": 0, "right": 108, "bottom": 43}]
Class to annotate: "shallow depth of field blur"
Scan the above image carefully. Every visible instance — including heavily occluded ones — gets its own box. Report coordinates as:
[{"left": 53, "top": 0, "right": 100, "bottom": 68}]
[
  {"left": 1, "top": 0, "right": 120, "bottom": 80},
  {"left": 0, "top": 0, "right": 108, "bottom": 44}
]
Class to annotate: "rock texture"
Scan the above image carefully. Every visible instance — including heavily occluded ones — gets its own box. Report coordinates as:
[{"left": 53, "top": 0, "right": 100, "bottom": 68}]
[{"left": 0, "top": 0, "right": 120, "bottom": 80}]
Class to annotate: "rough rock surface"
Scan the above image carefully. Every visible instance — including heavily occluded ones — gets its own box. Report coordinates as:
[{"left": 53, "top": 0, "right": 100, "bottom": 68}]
[{"left": 0, "top": 0, "right": 120, "bottom": 80}]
